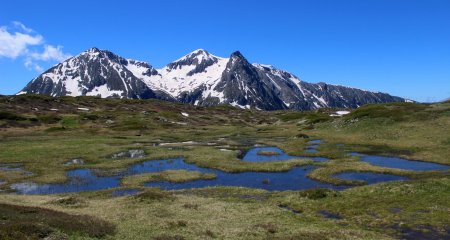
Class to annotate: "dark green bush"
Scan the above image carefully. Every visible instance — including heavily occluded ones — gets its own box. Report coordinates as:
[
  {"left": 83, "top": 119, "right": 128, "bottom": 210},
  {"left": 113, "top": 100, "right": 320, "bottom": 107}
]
[
  {"left": 37, "top": 114, "right": 62, "bottom": 124},
  {"left": 0, "top": 112, "right": 27, "bottom": 121}
]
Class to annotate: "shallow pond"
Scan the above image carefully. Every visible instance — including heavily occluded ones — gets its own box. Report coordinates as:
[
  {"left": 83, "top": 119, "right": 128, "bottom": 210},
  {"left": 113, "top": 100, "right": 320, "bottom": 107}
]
[
  {"left": 242, "top": 146, "right": 330, "bottom": 162},
  {"left": 8, "top": 143, "right": 449, "bottom": 195},
  {"left": 318, "top": 210, "right": 342, "bottom": 220},
  {"left": 144, "top": 164, "right": 349, "bottom": 191},
  {"left": 350, "top": 153, "right": 450, "bottom": 171},
  {"left": 0, "top": 163, "right": 34, "bottom": 176},
  {"left": 308, "top": 140, "right": 322, "bottom": 144},
  {"left": 334, "top": 172, "right": 408, "bottom": 184},
  {"left": 278, "top": 204, "right": 301, "bottom": 214},
  {"left": 304, "top": 148, "right": 318, "bottom": 153},
  {"left": 11, "top": 158, "right": 349, "bottom": 194},
  {"left": 304, "top": 140, "right": 322, "bottom": 153}
]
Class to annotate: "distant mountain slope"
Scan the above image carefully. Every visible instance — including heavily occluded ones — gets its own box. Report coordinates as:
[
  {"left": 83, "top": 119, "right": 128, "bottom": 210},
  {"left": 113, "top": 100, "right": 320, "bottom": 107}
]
[{"left": 19, "top": 48, "right": 406, "bottom": 110}]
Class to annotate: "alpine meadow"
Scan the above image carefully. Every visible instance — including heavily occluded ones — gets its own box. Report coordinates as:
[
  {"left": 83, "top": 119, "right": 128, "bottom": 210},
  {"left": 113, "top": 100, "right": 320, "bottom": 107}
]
[{"left": 1, "top": 1, "right": 449, "bottom": 240}]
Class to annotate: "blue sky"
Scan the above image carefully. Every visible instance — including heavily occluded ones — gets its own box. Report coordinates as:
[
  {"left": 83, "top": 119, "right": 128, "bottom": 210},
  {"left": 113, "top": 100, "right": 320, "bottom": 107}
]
[{"left": 1, "top": 0, "right": 449, "bottom": 102}]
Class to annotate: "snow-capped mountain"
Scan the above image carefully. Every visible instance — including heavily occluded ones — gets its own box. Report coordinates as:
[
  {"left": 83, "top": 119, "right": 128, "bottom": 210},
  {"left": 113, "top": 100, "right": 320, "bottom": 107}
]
[
  {"left": 19, "top": 48, "right": 406, "bottom": 110},
  {"left": 141, "top": 49, "right": 228, "bottom": 101},
  {"left": 19, "top": 48, "right": 173, "bottom": 100}
]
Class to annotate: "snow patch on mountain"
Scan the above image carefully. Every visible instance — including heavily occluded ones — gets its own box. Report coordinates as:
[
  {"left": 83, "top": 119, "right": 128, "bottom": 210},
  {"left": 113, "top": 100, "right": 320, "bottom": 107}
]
[
  {"left": 148, "top": 51, "right": 228, "bottom": 98},
  {"left": 85, "top": 85, "right": 123, "bottom": 98},
  {"left": 19, "top": 47, "right": 407, "bottom": 110}
]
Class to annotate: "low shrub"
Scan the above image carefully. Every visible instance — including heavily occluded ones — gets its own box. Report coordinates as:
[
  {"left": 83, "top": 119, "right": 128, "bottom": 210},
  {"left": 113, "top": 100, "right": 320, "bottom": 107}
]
[
  {"left": 0, "top": 112, "right": 27, "bottom": 121},
  {"left": 37, "top": 114, "right": 62, "bottom": 124},
  {"left": 0, "top": 203, "right": 115, "bottom": 238}
]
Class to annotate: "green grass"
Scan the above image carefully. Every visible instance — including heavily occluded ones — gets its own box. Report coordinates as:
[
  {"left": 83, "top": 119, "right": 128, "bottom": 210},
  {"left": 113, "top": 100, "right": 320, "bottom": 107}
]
[
  {"left": 269, "top": 178, "right": 450, "bottom": 238},
  {"left": 122, "top": 170, "right": 216, "bottom": 187},
  {"left": 0, "top": 95, "right": 449, "bottom": 239},
  {"left": 0, "top": 191, "right": 390, "bottom": 240}
]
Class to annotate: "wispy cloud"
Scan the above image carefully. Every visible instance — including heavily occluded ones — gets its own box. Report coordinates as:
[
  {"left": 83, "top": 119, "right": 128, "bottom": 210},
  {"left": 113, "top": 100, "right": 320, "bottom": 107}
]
[
  {"left": 0, "top": 21, "right": 71, "bottom": 72},
  {"left": 29, "top": 45, "right": 71, "bottom": 62},
  {"left": 12, "top": 21, "right": 34, "bottom": 34},
  {"left": 24, "top": 58, "right": 44, "bottom": 72},
  {"left": 0, "top": 25, "right": 43, "bottom": 58}
]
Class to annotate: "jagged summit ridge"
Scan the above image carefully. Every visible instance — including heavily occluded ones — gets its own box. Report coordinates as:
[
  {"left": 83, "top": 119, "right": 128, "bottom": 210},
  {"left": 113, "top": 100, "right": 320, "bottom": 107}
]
[{"left": 19, "top": 48, "right": 406, "bottom": 110}]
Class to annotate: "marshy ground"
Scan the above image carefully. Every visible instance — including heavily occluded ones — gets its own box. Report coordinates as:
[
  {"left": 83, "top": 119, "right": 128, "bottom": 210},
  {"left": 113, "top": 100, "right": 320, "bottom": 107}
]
[{"left": 0, "top": 95, "right": 449, "bottom": 239}]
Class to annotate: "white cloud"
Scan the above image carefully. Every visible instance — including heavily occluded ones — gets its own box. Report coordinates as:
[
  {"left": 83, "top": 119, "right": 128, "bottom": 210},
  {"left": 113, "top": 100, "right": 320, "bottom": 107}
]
[
  {"left": 24, "top": 58, "right": 44, "bottom": 72},
  {"left": 0, "top": 21, "right": 71, "bottom": 72},
  {"left": 30, "top": 45, "right": 71, "bottom": 62},
  {"left": 0, "top": 26, "right": 43, "bottom": 58}
]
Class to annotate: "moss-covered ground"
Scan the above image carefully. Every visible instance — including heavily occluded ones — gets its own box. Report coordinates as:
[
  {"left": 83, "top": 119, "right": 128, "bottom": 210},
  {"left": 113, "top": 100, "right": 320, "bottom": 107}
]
[{"left": 0, "top": 95, "right": 449, "bottom": 239}]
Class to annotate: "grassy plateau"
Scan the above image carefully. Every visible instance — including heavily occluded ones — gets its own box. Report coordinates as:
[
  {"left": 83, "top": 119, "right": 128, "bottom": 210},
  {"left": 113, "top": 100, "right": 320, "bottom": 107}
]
[{"left": 0, "top": 94, "right": 449, "bottom": 239}]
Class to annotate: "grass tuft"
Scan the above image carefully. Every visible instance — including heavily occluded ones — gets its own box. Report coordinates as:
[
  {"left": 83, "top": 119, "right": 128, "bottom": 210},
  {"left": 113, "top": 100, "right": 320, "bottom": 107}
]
[
  {"left": 133, "top": 188, "right": 175, "bottom": 202},
  {"left": 49, "top": 196, "right": 87, "bottom": 208}
]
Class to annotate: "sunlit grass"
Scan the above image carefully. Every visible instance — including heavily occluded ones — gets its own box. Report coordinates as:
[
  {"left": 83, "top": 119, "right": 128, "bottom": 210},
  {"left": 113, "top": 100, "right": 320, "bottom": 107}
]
[{"left": 0, "top": 95, "right": 449, "bottom": 239}]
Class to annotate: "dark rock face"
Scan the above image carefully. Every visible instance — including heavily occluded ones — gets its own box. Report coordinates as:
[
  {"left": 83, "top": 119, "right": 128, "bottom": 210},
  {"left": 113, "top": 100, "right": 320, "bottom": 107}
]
[
  {"left": 22, "top": 75, "right": 59, "bottom": 96},
  {"left": 212, "top": 51, "right": 286, "bottom": 110},
  {"left": 177, "top": 86, "right": 206, "bottom": 105},
  {"left": 190, "top": 51, "right": 404, "bottom": 110},
  {"left": 297, "top": 82, "right": 405, "bottom": 109},
  {"left": 19, "top": 48, "right": 407, "bottom": 110}
]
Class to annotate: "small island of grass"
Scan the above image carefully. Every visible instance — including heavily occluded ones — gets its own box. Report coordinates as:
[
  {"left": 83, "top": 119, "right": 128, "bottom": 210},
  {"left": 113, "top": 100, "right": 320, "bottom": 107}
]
[
  {"left": 121, "top": 170, "right": 216, "bottom": 187},
  {"left": 257, "top": 150, "right": 281, "bottom": 156}
]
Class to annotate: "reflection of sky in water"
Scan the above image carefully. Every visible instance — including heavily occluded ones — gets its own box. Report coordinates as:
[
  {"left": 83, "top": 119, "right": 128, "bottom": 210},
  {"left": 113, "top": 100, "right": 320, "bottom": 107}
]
[
  {"left": 145, "top": 165, "right": 350, "bottom": 191},
  {"left": 9, "top": 143, "right": 449, "bottom": 195},
  {"left": 12, "top": 158, "right": 349, "bottom": 194},
  {"left": 350, "top": 153, "right": 450, "bottom": 171},
  {"left": 304, "top": 140, "right": 322, "bottom": 153},
  {"left": 243, "top": 147, "right": 302, "bottom": 162},
  {"left": 334, "top": 172, "right": 408, "bottom": 184},
  {"left": 0, "top": 163, "right": 34, "bottom": 176},
  {"left": 242, "top": 146, "right": 329, "bottom": 162},
  {"left": 304, "top": 148, "right": 318, "bottom": 153}
]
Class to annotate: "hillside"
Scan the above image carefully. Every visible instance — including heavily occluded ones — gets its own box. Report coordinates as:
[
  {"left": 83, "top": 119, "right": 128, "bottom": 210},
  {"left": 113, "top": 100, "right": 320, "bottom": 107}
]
[{"left": 0, "top": 95, "right": 449, "bottom": 239}]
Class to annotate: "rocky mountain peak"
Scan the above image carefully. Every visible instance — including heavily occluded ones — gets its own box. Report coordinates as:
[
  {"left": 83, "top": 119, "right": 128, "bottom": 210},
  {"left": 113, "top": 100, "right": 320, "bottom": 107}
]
[
  {"left": 227, "top": 51, "right": 253, "bottom": 68},
  {"left": 19, "top": 48, "right": 407, "bottom": 110},
  {"left": 76, "top": 47, "right": 127, "bottom": 65},
  {"left": 86, "top": 47, "right": 101, "bottom": 53},
  {"left": 166, "top": 49, "right": 215, "bottom": 68},
  {"left": 230, "top": 51, "right": 245, "bottom": 59},
  {"left": 189, "top": 49, "right": 209, "bottom": 57},
  {"left": 164, "top": 49, "right": 224, "bottom": 76}
]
